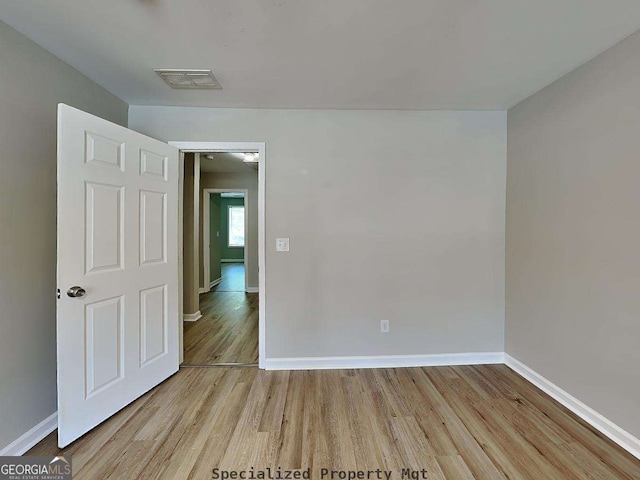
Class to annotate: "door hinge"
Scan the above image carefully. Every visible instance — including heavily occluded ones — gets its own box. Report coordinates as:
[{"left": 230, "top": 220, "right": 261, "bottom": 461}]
[{"left": 56, "top": 289, "right": 61, "bottom": 299}]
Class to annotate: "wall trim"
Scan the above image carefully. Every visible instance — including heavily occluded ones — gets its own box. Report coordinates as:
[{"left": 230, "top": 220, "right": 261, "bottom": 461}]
[
  {"left": 265, "top": 352, "right": 504, "bottom": 371},
  {"left": 0, "top": 412, "right": 57, "bottom": 456},
  {"left": 172, "top": 142, "right": 266, "bottom": 369},
  {"left": 209, "top": 277, "right": 222, "bottom": 289},
  {"left": 203, "top": 188, "right": 250, "bottom": 293},
  {"left": 245, "top": 287, "right": 259, "bottom": 293},
  {"left": 183, "top": 311, "right": 202, "bottom": 322},
  {"left": 198, "top": 288, "right": 206, "bottom": 294},
  {"left": 504, "top": 354, "right": 640, "bottom": 460}
]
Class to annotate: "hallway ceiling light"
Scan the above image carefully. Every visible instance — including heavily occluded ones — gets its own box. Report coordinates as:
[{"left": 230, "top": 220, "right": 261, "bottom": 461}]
[{"left": 244, "top": 152, "right": 257, "bottom": 162}]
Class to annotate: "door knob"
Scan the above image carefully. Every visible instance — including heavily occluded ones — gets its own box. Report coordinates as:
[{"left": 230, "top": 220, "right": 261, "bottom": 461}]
[{"left": 67, "top": 286, "right": 86, "bottom": 298}]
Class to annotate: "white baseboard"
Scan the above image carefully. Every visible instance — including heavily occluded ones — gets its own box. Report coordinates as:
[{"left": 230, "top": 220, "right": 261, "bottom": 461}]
[
  {"left": 198, "top": 288, "right": 206, "bottom": 294},
  {"left": 504, "top": 354, "right": 640, "bottom": 460},
  {"left": 0, "top": 412, "right": 57, "bottom": 456},
  {"left": 210, "top": 277, "right": 222, "bottom": 289},
  {"left": 183, "top": 311, "right": 202, "bottom": 322},
  {"left": 265, "top": 352, "right": 504, "bottom": 371},
  {"left": 221, "top": 259, "right": 244, "bottom": 263},
  {"left": 245, "top": 286, "right": 259, "bottom": 293}
]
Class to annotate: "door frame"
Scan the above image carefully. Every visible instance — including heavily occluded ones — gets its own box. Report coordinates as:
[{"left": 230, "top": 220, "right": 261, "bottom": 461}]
[
  {"left": 170, "top": 141, "right": 266, "bottom": 369},
  {"left": 203, "top": 188, "right": 250, "bottom": 293}
]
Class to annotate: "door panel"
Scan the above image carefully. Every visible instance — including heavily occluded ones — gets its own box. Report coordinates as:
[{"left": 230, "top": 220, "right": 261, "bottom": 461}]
[
  {"left": 140, "top": 149, "right": 168, "bottom": 180},
  {"left": 57, "top": 104, "right": 180, "bottom": 447},
  {"left": 140, "top": 284, "right": 168, "bottom": 366},
  {"left": 84, "top": 296, "right": 124, "bottom": 397},
  {"left": 85, "top": 182, "right": 124, "bottom": 273},
  {"left": 140, "top": 190, "right": 167, "bottom": 265},
  {"left": 85, "top": 131, "right": 124, "bottom": 170}
]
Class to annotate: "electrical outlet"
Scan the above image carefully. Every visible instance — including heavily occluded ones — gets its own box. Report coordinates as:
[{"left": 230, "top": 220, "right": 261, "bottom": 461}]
[
  {"left": 380, "top": 319, "right": 390, "bottom": 333},
  {"left": 276, "top": 238, "right": 290, "bottom": 252}
]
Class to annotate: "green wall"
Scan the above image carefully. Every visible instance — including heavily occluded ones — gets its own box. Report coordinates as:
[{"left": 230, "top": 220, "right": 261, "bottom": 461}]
[{"left": 220, "top": 197, "right": 245, "bottom": 260}]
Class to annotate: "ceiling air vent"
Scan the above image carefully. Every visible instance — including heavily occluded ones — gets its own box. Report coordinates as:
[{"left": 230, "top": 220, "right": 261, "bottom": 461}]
[{"left": 154, "top": 69, "right": 222, "bottom": 89}]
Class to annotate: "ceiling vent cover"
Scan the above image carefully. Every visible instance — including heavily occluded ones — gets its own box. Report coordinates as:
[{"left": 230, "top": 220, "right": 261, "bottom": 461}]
[{"left": 154, "top": 69, "right": 222, "bottom": 89}]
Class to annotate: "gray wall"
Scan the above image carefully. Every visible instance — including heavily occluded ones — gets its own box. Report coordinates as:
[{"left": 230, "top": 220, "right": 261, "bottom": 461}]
[
  {"left": 130, "top": 107, "right": 507, "bottom": 359},
  {"left": 507, "top": 30, "right": 640, "bottom": 438},
  {"left": 210, "top": 194, "right": 222, "bottom": 282},
  {"left": 0, "top": 20, "right": 128, "bottom": 450},
  {"left": 183, "top": 153, "right": 200, "bottom": 314},
  {"left": 200, "top": 173, "right": 259, "bottom": 290}
]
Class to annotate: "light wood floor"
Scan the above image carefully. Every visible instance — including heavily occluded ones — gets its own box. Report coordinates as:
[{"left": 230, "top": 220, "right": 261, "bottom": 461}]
[
  {"left": 28, "top": 365, "right": 640, "bottom": 479},
  {"left": 183, "top": 291, "right": 258, "bottom": 365},
  {"left": 214, "top": 263, "right": 246, "bottom": 292}
]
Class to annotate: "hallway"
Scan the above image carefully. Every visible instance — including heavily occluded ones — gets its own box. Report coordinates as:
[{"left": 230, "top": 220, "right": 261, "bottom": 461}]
[{"left": 183, "top": 289, "right": 258, "bottom": 365}]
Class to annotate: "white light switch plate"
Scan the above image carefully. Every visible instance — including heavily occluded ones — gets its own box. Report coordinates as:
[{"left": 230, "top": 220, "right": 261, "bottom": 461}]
[{"left": 276, "top": 238, "right": 290, "bottom": 252}]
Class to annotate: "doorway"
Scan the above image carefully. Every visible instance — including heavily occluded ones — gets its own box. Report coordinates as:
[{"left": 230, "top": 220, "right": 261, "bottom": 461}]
[
  {"left": 203, "top": 188, "right": 249, "bottom": 293},
  {"left": 172, "top": 143, "right": 266, "bottom": 368}
]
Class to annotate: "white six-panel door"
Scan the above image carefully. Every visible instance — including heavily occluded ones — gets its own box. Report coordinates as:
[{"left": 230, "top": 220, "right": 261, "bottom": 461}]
[{"left": 56, "top": 104, "right": 180, "bottom": 447}]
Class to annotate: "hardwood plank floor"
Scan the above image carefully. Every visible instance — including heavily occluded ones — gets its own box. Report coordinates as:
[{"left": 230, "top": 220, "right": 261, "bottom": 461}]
[
  {"left": 214, "top": 263, "right": 246, "bottom": 292},
  {"left": 28, "top": 365, "right": 640, "bottom": 479},
  {"left": 184, "top": 291, "right": 258, "bottom": 365}
]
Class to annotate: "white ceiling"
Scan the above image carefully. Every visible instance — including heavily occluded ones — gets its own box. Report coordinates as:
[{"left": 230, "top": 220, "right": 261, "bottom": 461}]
[
  {"left": 2, "top": 1, "right": 640, "bottom": 110},
  {"left": 200, "top": 152, "right": 258, "bottom": 174}
]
